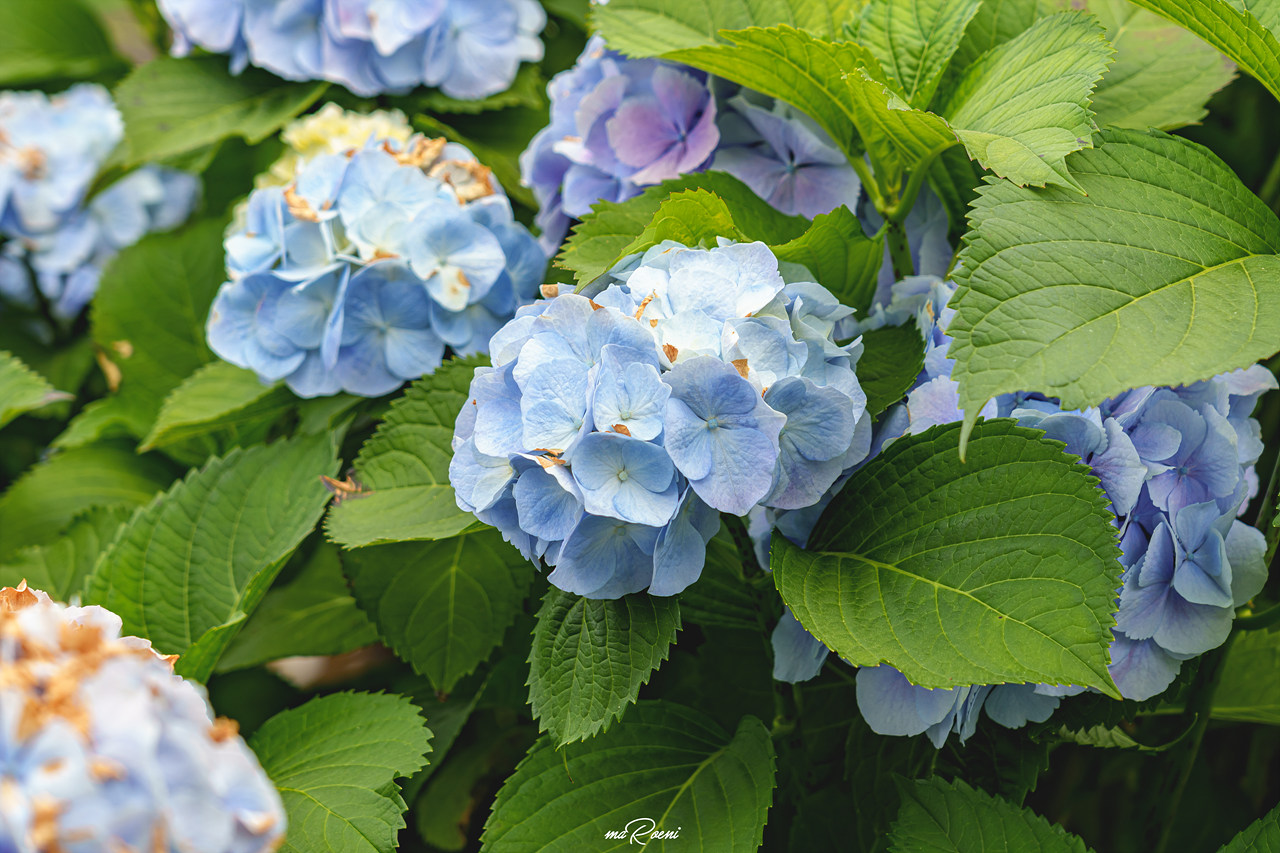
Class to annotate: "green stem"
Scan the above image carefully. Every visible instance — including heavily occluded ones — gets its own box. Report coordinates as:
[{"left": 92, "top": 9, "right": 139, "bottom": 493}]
[
  {"left": 886, "top": 220, "right": 914, "bottom": 280},
  {"left": 1260, "top": 148, "right": 1280, "bottom": 212},
  {"left": 850, "top": 156, "right": 885, "bottom": 213},
  {"left": 1153, "top": 632, "right": 1238, "bottom": 853},
  {"left": 1236, "top": 600, "right": 1280, "bottom": 631},
  {"left": 1257, "top": 448, "right": 1280, "bottom": 564},
  {"left": 884, "top": 148, "right": 949, "bottom": 225}
]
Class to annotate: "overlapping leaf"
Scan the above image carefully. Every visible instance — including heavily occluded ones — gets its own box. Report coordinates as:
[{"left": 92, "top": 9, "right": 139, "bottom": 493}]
[
  {"left": 0, "top": 351, "right": 68, "bottom": 429},
  {"left": 115, "top": 56, "right": 327, "bottom": 166},
  {"left": 85, "top": 433, "right": 338, "bottom": 680},
  {"left": 484, "top": 701, "right": 775, "bottom": 852},
  {"left": 1208, "top": 627, "right": 1280, "bottom": 725},
  {"left": 1219, "top": 800, "right": 1280, "bottom": 852},
  {"left": 773, "top": 420, "right": 1123, "bottom": 694},
  {"left": 590, "top": 0, "right": 859, "bottom": 55},
  {"left": 0, "top": 507, "right": 130, "bottom": 600},
  {"left": 949, "top": 127, "right": 1280, "bottom": 443},
  {"left": 854, "top": 0, "right": 984, "bottom": 108},
  {"left": 326, "top": 357, "right": 485, "bottom": 548},
  {"left": 528, "top": 589, "right": 682, "bottom": 745},
  {"left": 250, "top": 692, "right": 433, "bottom": 853},
  {"left": 889, "top": 778, "right": 1093, "bottom": 852},
  {"left": 855, "top": 324, "right": 927, "bottom": 417},
  {"left": 0, "top": 0, "right": 121, "bottom": 86},
  {"left": 141, "top": 361, "right": 293, "bottom": 452},
  {"left": 343, "top": 531, "right": 534, "bottom": 692}
]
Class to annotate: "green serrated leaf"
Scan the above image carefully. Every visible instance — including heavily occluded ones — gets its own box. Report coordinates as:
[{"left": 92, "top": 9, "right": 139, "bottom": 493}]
[
  {"left": 1056, "top": 723, "right": 1143, "bottom": 749},
  {"left": 326, "top": 356, "right": 486, "bottom": 548},
  {"left": 619, "top": 189, "right": 747, "bottom": 259},
  {"left": 558, "top": 171, "right": 808, "bottom": 286},
  {"left": 1208, "top": 627, "right": 1280, "bottom": 725},
  {"left": 1125, "top": 0, "right": 1280, "bottom": 102},
  {"left": 590, "top": 0, "right": 859, "bottom": 56},
  {"left": 949, "top": 128, "right": 1280, "bottom": 440},
  {"left": 775, "top": 420, "right": 1123, "bottom": 695},
  {"left": 0, "top": 442, "right": 176, "bottom": 558},
  {"left": 0, "top": 0, "right": 122, "bottom": 86},
  {"left": 0, "top": 506, "right": 130, "bottom": 601},
  {"left": 344, "top": 531, "right": 534, "bottom": 692},
  {"left": 141, "top": 361, "right": 293, "bottom": 452},
  {"left": 678, "top": 529, "right": 763, "bottom": 631},
  {"left": 1219, "top": 800, "right": 1280, "bottom": 852},
  {"left": 217, "top": 542, "right": 379, "bottom": 673},
  {"left": 528, "top": 588, "right": 682, "bottom": 745},
  {"left": 854, "top": 0, "right": 984, "bottom": 109},
  {"left": 84, "top": 433, "right": 338, "bottom": 680},
  {"left": 0, "top": 351, "right": 69, "bottom": 430},
  {"left": 115, "top": 56, "right": 327, "bottom": 166},
  {"left": 1076, "top": 0, "right": 1237, "bottom": 130},
  {"left": 71, "top": 219, "right": 228, "bottom": 446},
  {"left": 773, "top": 206, "right": 884, "bottom": 311},
  {"left": 941, "top": 11, "right": 1113, "bottom": 191},
  {"left": 483, "top": 700, "right": 776, "bottom": 852},
  {"left": 857, "top": 324, "right": 927, "bottom": 418},
  {"left": 250, "top": 691, "right": 433, "bottom": 853},
  {"left": 889, "top": 777, "right": 1094, "bottom": 852}
]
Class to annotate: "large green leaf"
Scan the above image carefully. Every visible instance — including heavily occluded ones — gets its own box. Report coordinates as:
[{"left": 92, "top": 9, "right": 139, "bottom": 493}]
[
  {"left": 619, "top": 189, "right": 747, "bottom": 257},
  {"left": 590, "top": 0, "right": 859, "bottom": 55},
  {"left": 1124, "top": 0, "right": 1280, "bottom": 102},
  {"left": 343, "top": 531, "right": 535, "bottom": 692},
  {"left": 141, "top": 361, "right": 294, "bottom": 453},
  {"left": 558, "top": 171, "right": 808, "bottom": 286},
  {"left": 0, "top": 0, "right": 122, "bottom": 86},
  {"left": 857, "top": 324, "right": 928, "bottom": 418},
  {"left": 115, "top": 56, "right": 327, "bottom": 166},
  {"left": 1079, "top": 0, "right": 1237, "bottom": 130},
  {"left": 0, "top": 442, "right": 175, "bottom": 558},
  {"left": 0, "top": 507, "right": 130, "bottom": 601},
  {"left": 483, "top": 701, "right": 775, "bottom": 852},
  {"left": 889, "top": 777, "right": 1093, "bottom": 852},
  {"left": 1219, "top": 800, "right": 1280, "bottom": 852},
  {"left": 74, "top": 220, "right": 227, "bottom": 445},
  {"left": 854, "top": 0, "right": 984, "bottom": 109},
  {"left": 0, "top": 351, "right": 69, "bottom": 429},
  {"left": 528, "top": 589, "right": 682, "bottom": 745},
  {"left": 325, "top": 357, "right": 485, "bottom": 548},
  {"left": 250, "top": 692, "right": 433, "bottom": 853},
  {"left": 772, "top": 206, "right": 885, "bottom": 311},
  {"left": 217, "top": 542, "right": 378, "bottom": 673},
  {"left": 773, "top": 420, "right": 1123, "bottom": 695},
  {"left": 949, "top": 128, "right": 1280, "bottom": 442},
  {"left": 940, "top": 11, "right": 1112, "bottom": 191},
  {"left": 947, "top": 0, "right": 1046, "bottom": 73},
  {"left": 1208, "top": 627, "right": 1280, "bottom": 725},
  {"left": 84, "top": 434, "right": 338, "bottom": 680}
]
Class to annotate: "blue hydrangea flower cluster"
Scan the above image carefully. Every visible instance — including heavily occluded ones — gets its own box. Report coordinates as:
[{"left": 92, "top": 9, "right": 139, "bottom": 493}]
[
  {"left": 159, "top": 0, "right": 545, "bottom": 99},
  {"left": 0, "top": 85, "right": 199, "bottom": 323},
  {"left": 767, "top": 273, "right": 1274, "bottom": 747},
  {"left": 0, "top": 583, "right": 284, "bottom": 852},
  {"left": 450, "top": 239, "right": 871, "bottom": 598},
  {"left": 207, "top": 132, "right": 546, "bottom": 398},
  {"left": 520, "top": 36, "right": 862, "bottom": 252}
]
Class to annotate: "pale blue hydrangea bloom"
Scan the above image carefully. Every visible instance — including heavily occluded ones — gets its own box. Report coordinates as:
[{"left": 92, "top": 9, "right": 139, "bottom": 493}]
[
  {"left": 450, "top": 240, "right": 871, "bottom": 597},
  {"left": 208, "top": 133, "right": 546, "bottom": 397},
  {"left": 0, "top": 86, "right": 200, "bottom": 324},
  {"left": 0, "top": 584, "right": 284, "bottom": 852},
  {"left": 160, "top": 0, "right": 544, "bottom": 99},
  {"left": 766, "top": 269, "right": 1274, "bottom": 745}
]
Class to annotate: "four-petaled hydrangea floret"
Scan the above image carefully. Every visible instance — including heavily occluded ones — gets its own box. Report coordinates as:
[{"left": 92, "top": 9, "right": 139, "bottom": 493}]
[
  {"left": 158, "top": 0, "right": 545, "bottom": 99},
  {"left": 0, "top": 85, "right": 200, "bottom": 321},
  {"left": 207, "top": 132, "right": 546, "bottom": 398},
  {"left": 450, "top": 240, "right": 870, "bottom": 598},
  {"left": 0, "top": 583, "right": 284, "bottom": 852}
]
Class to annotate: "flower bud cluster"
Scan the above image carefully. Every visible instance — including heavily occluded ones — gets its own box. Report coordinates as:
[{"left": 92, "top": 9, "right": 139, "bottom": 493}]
[
  {"left": 208, "top": 124, "right": 546, "bottom": 397},
  {"left": 0, "top": 583, "right": 284, "bottom": 852},
  {"left": 451, "top": 239, "right": 870, "bottom": 598}
]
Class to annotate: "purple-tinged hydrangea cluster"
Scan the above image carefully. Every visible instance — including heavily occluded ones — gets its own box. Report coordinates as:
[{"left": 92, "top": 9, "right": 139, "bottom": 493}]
[
  {"left": 0, "top": 85, "right": 199, "bottom": 323},
  {"left": 767, "top": 274, "right": 1275, "bottom": 747},
  {"left": 520, "top": 36, "right": 862, "bottom": 252},
  {"left": 450, "top": 240, "right": 871, "bottom": 598},
  {"left": 0, "top": 583, "right": 284, "bottom": 852},
  {"left": 159, "top": 0, "right": 545, "bottom": 99},
  {"left": 208, "top": 132, "right": 546, "bottom": 398}
]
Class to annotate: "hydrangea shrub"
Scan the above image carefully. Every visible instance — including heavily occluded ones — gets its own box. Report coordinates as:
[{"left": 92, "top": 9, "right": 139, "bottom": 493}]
[{"left": 2, "top": 1, "right": 1280, "bottom": 851}]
